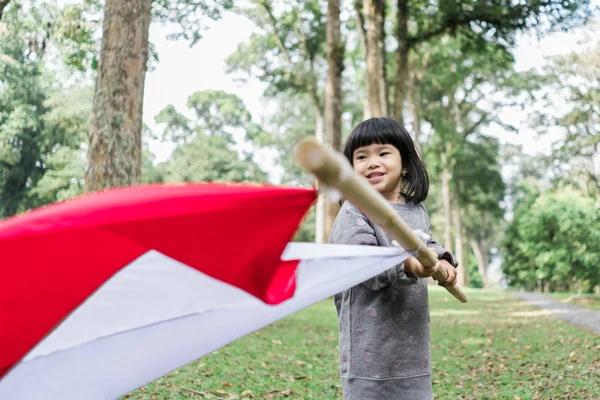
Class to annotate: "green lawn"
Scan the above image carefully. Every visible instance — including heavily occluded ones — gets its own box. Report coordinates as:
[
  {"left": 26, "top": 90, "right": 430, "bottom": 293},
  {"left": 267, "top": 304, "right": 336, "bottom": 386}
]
[
  {"left": 545, "top": 292, "right": 600, "bottom": 312},
  {"left": 124, "top": 288, "right": 600, "bottom": 399}
]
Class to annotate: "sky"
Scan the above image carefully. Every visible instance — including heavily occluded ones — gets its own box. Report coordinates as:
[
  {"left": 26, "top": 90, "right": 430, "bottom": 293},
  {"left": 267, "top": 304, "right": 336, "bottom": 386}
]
[{"left": 142, "top": 10, "right": 595, "bottom": 168}]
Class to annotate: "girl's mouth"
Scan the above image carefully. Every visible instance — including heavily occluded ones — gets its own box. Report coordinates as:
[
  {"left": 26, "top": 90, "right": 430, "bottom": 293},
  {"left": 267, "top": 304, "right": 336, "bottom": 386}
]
[{"left": 366, "top": 172, "right": 385, "bottom": 184}]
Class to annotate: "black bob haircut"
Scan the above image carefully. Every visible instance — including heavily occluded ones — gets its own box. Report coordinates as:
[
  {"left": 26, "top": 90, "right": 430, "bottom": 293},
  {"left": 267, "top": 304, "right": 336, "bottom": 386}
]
[{"left": 342, "top": 117, "right": 429, "bottom": 204}]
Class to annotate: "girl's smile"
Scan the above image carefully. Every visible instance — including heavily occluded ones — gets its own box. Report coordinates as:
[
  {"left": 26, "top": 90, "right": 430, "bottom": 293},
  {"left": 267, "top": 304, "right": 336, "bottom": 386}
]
[{"left": 366, "top": 171, "right": 385, "bottom": 184}]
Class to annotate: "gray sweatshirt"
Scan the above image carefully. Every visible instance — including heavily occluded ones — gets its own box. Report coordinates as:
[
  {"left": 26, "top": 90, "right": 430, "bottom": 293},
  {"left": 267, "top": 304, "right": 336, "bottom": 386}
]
[{"left": 329, "top": 200, "right": 457, "bottom": 400}]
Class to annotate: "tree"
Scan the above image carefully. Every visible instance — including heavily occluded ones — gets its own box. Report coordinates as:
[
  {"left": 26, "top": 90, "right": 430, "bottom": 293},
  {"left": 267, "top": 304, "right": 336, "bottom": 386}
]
[
  {"left": 227, "top": 0, "right": 327, "bottom": 141},
  {"left": 417, "top": 36, "right": 515, "bottom": 275},
  {"left": 29, "top": 86, "right": 94, "bottom": 205},
  {"left": 0, "top": 32, "right": 49, "bottom": 216},
  {"left": 226, "top": 0, "right": 331, "bottom": 242},
  {"left": 361, "top": 0, "right": 387, "bottom": 117},
  {"left": 389, "top": 0, "right": 592, "bottom": 120},
  {"left": 325, "top": 0, "right": 344, "bottom": 240},
  {"left": 85, "top": 0, "right": 152, "bottom": 192},
  {"left": 453, "top": 136, "right": 506, "bottom": 287},
  {"left": 163, "top": 134, "right": 267, "bottom": 183},
  {"left": 85, "top": 0, "right": 235, "bottom": 192},
  {"left": 154, "top": 90, "right": 268, "bottom": 184},
  {"left": 502, "top": 188, "right": 600, "bottom": 293}
]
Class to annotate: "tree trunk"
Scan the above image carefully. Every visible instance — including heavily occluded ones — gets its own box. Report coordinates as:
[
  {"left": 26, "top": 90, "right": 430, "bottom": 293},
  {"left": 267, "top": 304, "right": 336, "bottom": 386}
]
[
  {"left": 453, "top": 206, "right": 466, "bottom": 287},
  {"left": 393, "top": 0, "right": 408, "bottom": 123},
  {"left": 86, "top": 0, "right": 151, "bottom": 192},
  {"left": 379, "top": 1, "right": 388, "bottom": 116},
  {"left": 407, "top": 71, "right": 421, "bottom": 149},
  {"left": 470, "top": 238, "right": 490, "bottom": 288},
  {"left": 363, "top": 0, "right": 385, "bottom": 117},
  {"left": 313, "top": 103, "right": 326, "bottom": 243},
  {"left": 363, "top": 100, "right": 371, "bottom": 120},
  {"left": 440, "top": 149, "right": 453, "bottom": 252},
  {"left": 325, "top": 0, "right": 344, "bottom": 242},
  {"left": 310, "top": 80, "right": 326, "bottom": 244},
  {"left": 407, "top": 51, "right": 429, "bottom": 148},
  {"left": 326, "top": 0, "right": 343, "bottom": 153},
  {"left": 315, "top": 195, "right": 326, "bottom": 243},
  {"left": 354, "top": 0, "right": 370, "bottom": 121}
]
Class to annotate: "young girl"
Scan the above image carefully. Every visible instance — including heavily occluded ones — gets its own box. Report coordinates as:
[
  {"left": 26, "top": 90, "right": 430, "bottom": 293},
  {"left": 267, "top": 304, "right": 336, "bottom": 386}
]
[{"left": 329, "top": 117, "right": 458, "bottom": 399}]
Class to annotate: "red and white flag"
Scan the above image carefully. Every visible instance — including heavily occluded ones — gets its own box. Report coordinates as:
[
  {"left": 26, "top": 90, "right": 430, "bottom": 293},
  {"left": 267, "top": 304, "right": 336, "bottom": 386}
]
[{"left": 0, "top": 183, "right": 411, "bottom": 399}]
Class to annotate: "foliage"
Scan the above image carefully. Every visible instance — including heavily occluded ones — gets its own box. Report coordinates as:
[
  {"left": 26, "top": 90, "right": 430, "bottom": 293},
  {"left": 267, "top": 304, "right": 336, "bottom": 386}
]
[
  {"left": 406, "top": 0, "right": 593, "bottom": 47},
  {"left": 468, "top": 264, "right": 484, "bottom": 289},
  {"left": 226, "top": 0, "right": 327, "bottom": 98},
  {"left": 502, "top": 188, "right": 600, "bottom": 292},
  {"left": 292, "top": 205, "right": 315, "bottom": 243},
  {"left": 152, "top": 0, "right": 234, "bottom": 46},
  {"left": 28, "top": 85, "right": 93, "bottom": 204},
  {"left": 125, "top": 290, "right": 600, "bottom": 399},
  {"left": 3, "top": 0, "right": 236, "bottom": 71},
  {"left": 0, "top": 28, "right": 50, "bottom": 216},
  {"left": 1, "top": 0, "right": 101, "bottom": 72},
  {"left": 163, "top": 133, "right": 267, "bottom": 183},
  {"left": 154, "top": 90, "right": 268, "bottom": 184}
]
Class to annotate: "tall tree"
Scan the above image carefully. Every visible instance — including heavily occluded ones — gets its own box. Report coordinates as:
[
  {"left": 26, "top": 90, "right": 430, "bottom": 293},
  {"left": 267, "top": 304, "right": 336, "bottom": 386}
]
[
  {"left": 226, "top": 0, "right": 329, "bottom": 241},
  {"left": 351, "top": 0, "right": 592, "bottom": 119},
  {"left": 325, "top": 0, "right": 344, "bottom": 239},
  {"left": 85, "top": 0, "right": 152, "bottom": 192},
  {"left": 454, "top": 136, "right": 506, "bottom": 287},
  {"left": 85, "top": 0, "right": 235, "bottom": 192},
  {"left": 417, "top": 36, "right": 517, "bottom": 276}
]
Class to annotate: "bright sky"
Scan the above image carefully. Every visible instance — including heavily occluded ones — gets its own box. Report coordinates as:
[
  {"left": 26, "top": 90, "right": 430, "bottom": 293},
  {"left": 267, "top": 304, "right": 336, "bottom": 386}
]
[{"left": 142, "top": 9, "right": 597, "bottom": 175}]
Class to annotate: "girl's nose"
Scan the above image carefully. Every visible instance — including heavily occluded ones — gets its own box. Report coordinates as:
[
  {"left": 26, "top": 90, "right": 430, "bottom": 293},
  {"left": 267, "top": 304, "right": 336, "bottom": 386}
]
[{"left": 367, "top": 157, "right": 381, "bottom": 169}]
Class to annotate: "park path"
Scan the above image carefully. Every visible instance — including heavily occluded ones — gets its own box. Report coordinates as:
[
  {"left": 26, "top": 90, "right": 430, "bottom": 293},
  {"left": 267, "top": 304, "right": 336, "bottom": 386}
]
[{"left": 514, "top": 292, "right": 600, "bottom": 336}]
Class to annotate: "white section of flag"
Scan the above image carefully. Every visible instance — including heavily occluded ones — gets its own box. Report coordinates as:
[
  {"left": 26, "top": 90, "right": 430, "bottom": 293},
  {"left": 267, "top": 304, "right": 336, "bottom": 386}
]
[{"left": 0, "top": 243, "right": 409, "bottom": 400}]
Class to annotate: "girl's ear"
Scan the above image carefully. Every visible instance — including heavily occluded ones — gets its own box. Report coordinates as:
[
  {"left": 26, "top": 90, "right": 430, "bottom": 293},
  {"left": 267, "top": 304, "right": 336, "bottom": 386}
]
[{"left": 402, "top": 168, "right": 408, "bottom": 176}]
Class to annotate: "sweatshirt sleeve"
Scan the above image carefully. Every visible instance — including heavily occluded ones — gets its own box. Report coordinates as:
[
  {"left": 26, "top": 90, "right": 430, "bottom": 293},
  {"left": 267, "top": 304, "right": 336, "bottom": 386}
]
[
  {"left": 329, "top": 203, "right": 418, "bottom": 290},
  {"left": 419, "top": 204, "right": 459, "bottom": 267}
]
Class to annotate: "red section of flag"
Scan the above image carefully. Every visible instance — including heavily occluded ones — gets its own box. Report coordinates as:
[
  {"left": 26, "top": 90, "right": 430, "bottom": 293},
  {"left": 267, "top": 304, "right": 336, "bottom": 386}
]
[{"left": 0, "top": 183, "right": 316, "bottom": 378}]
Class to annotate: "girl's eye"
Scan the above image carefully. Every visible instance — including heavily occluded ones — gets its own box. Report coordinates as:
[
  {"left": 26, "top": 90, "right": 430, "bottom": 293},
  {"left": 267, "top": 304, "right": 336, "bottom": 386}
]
[
  {"left": 380, "top": 152, "right": 390, "bottom": 156},
  {"left": 355, "top": 155, "right": 366, "bottom": 160}
]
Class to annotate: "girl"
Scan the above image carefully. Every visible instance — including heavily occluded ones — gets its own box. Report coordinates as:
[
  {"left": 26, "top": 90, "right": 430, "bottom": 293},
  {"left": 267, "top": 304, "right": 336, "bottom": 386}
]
[{"left": 329, "top": 117, "right": 458, "bottom": 399}]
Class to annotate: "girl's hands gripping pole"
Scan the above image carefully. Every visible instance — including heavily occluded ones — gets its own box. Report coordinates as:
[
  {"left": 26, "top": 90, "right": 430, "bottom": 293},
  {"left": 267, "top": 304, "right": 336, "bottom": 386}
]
[{"left": 294, "top": 137, "right": 468, "bottom": 304}]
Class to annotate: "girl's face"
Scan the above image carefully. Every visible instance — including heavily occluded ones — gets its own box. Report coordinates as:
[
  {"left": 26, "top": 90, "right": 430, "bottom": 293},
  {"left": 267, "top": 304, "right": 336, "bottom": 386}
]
[{"left": 352, "top": 143, "right": 408, "bottom": 203}]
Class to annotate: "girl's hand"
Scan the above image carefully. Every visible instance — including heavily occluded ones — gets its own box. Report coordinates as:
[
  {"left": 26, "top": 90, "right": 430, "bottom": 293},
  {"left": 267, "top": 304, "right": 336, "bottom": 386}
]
[
  {"left": 403, "top": 256, "right": 439, "bottom": 278},
  {"left": 438, "top": 259, "right": 457, "bottom": 287}
]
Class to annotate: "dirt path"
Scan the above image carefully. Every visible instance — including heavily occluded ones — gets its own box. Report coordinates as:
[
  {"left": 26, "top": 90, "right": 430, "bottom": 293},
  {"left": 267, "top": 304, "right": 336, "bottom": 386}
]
[{"left": 514, "top": 291, "right": 600, "bottom": 336}]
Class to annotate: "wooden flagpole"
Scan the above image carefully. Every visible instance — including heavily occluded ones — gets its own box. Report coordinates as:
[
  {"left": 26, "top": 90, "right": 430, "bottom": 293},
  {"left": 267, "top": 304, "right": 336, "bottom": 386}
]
[{"left": 294, "top": 137, "right": 468, "bottom": 303}]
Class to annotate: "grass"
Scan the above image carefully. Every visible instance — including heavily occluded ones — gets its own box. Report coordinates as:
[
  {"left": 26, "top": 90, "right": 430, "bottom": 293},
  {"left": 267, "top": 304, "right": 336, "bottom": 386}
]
[
  {"left": 545, "top": 292, "right": 600, "bottom": 312},
  {"left": 124, "top": 288, "right": 600, "bottom": 400}
]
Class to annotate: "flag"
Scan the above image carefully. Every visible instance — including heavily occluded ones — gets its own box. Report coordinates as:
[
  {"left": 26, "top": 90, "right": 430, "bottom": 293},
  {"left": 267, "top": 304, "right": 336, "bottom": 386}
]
[{"left": 0, "top": 183, "right": 411, "bottom": 399}]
